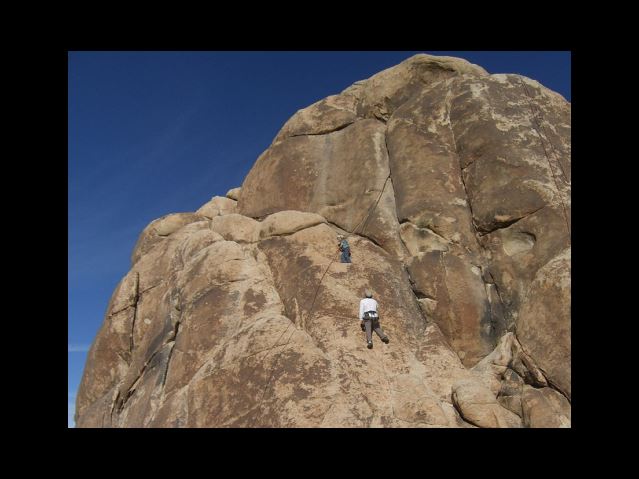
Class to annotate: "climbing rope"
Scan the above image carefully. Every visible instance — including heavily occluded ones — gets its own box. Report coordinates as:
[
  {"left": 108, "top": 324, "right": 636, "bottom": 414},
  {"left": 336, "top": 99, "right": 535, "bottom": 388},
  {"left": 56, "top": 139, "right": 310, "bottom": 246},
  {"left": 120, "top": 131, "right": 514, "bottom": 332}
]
[
  {"left": 518, "top": 78, "right": 571, "bottom": 239},
  {"left": 304, "top": 172, "right": 392, "bottom": 325},
  {"left": 351, "top": 174, "right": 392, "bottom": 237},
  {"left": 257, "top": 172, "right": 393, "bottom": 405}
]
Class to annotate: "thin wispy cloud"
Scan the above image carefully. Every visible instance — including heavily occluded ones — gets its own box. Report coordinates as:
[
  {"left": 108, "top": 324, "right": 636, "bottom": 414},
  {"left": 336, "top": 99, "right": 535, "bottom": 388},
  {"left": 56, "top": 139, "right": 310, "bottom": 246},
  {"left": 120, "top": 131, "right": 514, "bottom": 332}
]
[
  {"left": 68, "top": 344, "right": 90, "bottom": 353},
  {"left": 69, "top": 103, "right": 201, "bottom": 216}
]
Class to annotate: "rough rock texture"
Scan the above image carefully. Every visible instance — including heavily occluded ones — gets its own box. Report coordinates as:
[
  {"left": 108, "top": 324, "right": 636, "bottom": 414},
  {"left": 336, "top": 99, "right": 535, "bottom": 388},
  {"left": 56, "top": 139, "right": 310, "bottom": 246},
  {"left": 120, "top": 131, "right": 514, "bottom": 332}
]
[
  {"left": 258, "top": 210, "right": 326, "bottom": 239},
  {"left": 196, "top": 196, "right": 237, "bottom": 218},
  {"left": 226, "top": 187, "right": 241, "bottom": 201},
  {"left": 77, "top": 54, "right": 570, "bottom": 428},
  {"left": 517, "top": 248, "right": 571, "bottom": 398},
  {"left": 521, "top": 385, "right": 571, "bottom": 428},
  {"left": 131, "top": 213, "right": 208, "bottom": 265},
  {"left": 452, "top": 379, "right": 522, "bottom": 428}
]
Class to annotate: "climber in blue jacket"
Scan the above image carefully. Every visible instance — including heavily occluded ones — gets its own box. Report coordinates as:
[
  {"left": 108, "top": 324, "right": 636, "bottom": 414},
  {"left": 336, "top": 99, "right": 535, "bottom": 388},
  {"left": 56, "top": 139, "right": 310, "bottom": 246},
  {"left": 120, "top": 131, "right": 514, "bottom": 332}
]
[{"left": 337, "top": 234, "right": 351, "bottom": 263}]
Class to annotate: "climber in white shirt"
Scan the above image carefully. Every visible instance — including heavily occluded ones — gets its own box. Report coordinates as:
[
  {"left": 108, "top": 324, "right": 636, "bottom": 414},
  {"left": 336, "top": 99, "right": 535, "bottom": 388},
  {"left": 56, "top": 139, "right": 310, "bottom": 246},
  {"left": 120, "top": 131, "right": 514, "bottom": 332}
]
[{"left": 359, "top": 289, "right": 389, "bottom": 349}]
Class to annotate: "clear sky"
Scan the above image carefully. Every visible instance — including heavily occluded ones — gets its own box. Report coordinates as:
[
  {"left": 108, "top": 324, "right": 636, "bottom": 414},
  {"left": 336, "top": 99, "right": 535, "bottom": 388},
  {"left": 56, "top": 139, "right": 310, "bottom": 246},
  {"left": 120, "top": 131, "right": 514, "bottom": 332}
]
[{"left": 68, "top": 51, "right": 571, "bottom": 427}]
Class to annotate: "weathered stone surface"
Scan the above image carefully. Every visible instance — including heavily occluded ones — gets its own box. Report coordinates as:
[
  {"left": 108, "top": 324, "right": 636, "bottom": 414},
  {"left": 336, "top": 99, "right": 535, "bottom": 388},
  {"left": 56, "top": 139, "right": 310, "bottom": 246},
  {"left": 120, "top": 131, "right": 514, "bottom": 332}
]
[
  {"left": 210, "top": 214, "right": 260, "bottom": 243},
  {"left": 80, "top": 217, "right": 476, "bottom": 427},
  {"left": 521, "top": 385, "right": 571, "bottom": 428},
  {"left": 407, "top": 251, "right": 494, "bottom": 367},
  {"left": 132, "top": 221, "right": 218, "bottom": 293},
  {"left": 225, "top": 187, "right": 241, "bottom": 201},
  {"left": 517, "top": 248, "right": 571, "bottom": 398},
  {"left": 75, "top": 385, "right": 119, "bottom": 428},
  {"left": 479, "top": 207, "right": 570, "bottom": 328},
  {"left": 76, "top": 305, "right": 133, "bottom": 421},
  {"left": 471, "top": 332, "right": 517, "bottom": 395},
  {"left": 274, "top": 94, "right": 358, "bottom": 142},
  {"left": 450, "top": 75, "right": 570, "bottom": 235},
  {"left": 497, "top": 369, "right": 524, "bottom": 417},
  {"left": 387, "top": 80, "right": 480, "bottom": 254},
  {"left": 452, "top": 379, "right": 522, "bottom": 428},
  {"left": 239, "top": 119, "right": 407, "bottom": 260},
  {"left": 258, "top": 210, "right": 326, "bottom": 239},
  {"left": 459, "top": 331, "right": 571, "bottom": 427},
  {"left": 255, "top": 223, "right": 475, "bottom": 427},
  {"left": 79, "top": 223, "right": 219, "bottom": 419},
  {"left": 341, "top": 54, "right": 488, "bottom": 122},
  {"left": 399, "top": 222, "right": 450, "bottom": 256},
  {"left": 196, "top": 196, "right": 237, "bottom": 219},
  {"left": 77, "top": 53, "right": 570, "bottom": 428},
  {"left": 132, "top": 213, "right": 208, "bottom": 265},
  {"left": 453, "top": 74, "right": 571, "bottom": 330},
  {"left": 497, "top": 396, "right": 523, "bottom": 418}
]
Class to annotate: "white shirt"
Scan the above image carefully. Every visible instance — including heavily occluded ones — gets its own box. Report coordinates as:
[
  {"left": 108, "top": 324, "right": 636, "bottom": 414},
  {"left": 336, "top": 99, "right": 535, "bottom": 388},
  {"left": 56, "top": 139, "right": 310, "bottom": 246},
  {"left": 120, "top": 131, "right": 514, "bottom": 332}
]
[{"left": 359, "top": 298, "right": 378, "bottom": 320}]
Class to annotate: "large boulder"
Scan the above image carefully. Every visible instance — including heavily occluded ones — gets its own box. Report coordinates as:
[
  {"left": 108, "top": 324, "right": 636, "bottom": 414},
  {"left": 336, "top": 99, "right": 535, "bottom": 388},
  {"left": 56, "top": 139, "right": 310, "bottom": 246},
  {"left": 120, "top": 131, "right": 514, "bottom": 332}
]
[
  {"left": 452, "top": 379, "right": 522, "bottom": 428},
  {"left": 196, "top": 196, "right": 237, "bottom": 218},
  {"left": 407, "top": 251, "right": 495, "bottom": 367},
  {"left": 258, "top": 210, "right": 326, "bottom": 239},
  {"left": 517, "top": 248, "right": 571, "bottom": 398},
  {"left": 225, "top": 187, "right": 241, "bottom": 201},
  {"left": 131, "top": 213, "right": 208, "bottom": 265},
  {"left": 521, "top": 385, "right": 571, "bottom": 428},
  {"left": 210, "top": 214, "right": 260, "bottom": 243},
  {"left": 77, "top": 53, "right": 570, "bottom": 428},
  {"left": 78, "top": 215, "right": 475, "bottom": 427},
  {"left": 239, "top": 119, "right": 407, "bottom": 260}
]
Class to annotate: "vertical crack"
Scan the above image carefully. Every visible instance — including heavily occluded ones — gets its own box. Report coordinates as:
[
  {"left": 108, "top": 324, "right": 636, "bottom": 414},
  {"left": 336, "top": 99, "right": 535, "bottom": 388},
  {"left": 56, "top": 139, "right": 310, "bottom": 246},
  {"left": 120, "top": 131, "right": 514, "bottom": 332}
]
[
  {"left": 445, "top": 90, "right": 484, "bottom": 253},
  {"left": 438, "top": 253, "right": 453, "bottom": 319},
  {"left": 383, "top": 118, "right": 411, "bottom": 261},
  {"left": 539, "top": 120, "right": 570, "bottom": 183},
  {"left": 353, "top": 174, "right": 390, "bottom": 237},
  {"left": 129, "top": 273, "right": 140, "bottom": 355},
  {"left": 384, "top": 123, "right": 400, "bottom": 223},
  {"left": 518, "top": 81, "right": 569, "bottom": 184},
  {"left": 513, "top": 332, "right": 571, "bottom": 403},
  {"left": 517, "top": 78, "right": 571, "bottom": 240},
  {"left": 116, "top": 347, "right": 163, "bottom": 413},
  {"left": 161, "top": 288, "right": 184, "bottom": 389},
  {"left": 402, "top": 265, "right": 430, "bottom": 334},
  {"left": 161, "top": 322, "right": 181, "bottom": 388},
  {"left": 488, "top": 271, "right": 514, "bottom": 330},
  {"left": 109, "top": 389, "right": 120, "bottom": 426}
]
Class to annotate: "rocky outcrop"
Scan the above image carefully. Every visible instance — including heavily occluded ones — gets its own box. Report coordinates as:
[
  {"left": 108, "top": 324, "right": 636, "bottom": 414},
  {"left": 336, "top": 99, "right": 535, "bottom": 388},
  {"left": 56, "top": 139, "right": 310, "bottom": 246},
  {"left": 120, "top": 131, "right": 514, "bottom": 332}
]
[
  {"left": 196, "top": 196, "right": 237, "bottom": 218},
  {"left": 517, "top": 248, "right": 571, "bottom": 398},
  {"left": 521, "top": 385, "right": 571, "bottom": 428},
  {"left": 77, "top": 53, "right": 570, "bottom": 427},
  {"left": 131, "top": 213, "right": 208, "bottom": 265},
  {"left": 258, "top": 210, "right": 326, "bottom": 239},
  {"left": 225, "top": 187, "right": 241, "bottom": 201},
  {"left": 452, "top": 379, "right": 522, "bottom": 428}
]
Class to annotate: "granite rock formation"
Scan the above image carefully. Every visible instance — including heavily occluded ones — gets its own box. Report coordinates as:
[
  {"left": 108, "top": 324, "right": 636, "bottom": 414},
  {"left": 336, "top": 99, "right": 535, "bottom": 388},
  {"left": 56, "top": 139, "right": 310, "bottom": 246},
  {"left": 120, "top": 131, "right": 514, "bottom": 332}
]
[{"left": 76, "top": 54, "right": 570, "bottom": 428}]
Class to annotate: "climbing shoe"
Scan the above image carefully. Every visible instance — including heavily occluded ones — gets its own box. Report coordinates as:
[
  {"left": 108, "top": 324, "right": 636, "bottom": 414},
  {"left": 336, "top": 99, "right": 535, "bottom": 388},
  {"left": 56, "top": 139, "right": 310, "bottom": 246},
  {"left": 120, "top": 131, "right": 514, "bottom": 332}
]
[
  {"left": 367, "top": 342, "right": 373, "bottom": 349},
  {"left": 382, "top": 337, "right": 390, "bottom": 344}
]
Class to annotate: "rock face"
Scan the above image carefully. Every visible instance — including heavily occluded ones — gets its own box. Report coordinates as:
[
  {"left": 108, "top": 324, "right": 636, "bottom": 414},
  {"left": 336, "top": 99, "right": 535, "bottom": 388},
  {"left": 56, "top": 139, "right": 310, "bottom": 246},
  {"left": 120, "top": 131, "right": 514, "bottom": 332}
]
[{"left": 76, "top": 54, "right": 571, "bottom": 428}]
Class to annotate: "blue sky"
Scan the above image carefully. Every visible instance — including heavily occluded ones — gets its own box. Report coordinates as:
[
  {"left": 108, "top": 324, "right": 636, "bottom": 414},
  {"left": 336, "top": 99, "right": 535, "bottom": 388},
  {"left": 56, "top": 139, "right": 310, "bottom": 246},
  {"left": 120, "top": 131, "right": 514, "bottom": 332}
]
[{"left": 68, "top": 51, "right": 571, "bottom": 427}]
